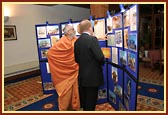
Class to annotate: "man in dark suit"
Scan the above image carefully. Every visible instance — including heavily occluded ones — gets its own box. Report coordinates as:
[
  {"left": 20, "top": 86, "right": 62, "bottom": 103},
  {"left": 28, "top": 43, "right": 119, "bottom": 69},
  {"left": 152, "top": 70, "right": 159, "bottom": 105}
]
[{"left": 74, "top": 19, "right": 105, "bottom": 111}]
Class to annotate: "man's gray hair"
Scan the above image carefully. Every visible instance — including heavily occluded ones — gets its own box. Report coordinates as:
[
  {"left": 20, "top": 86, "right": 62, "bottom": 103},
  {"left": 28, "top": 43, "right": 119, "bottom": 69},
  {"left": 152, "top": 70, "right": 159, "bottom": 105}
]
[{"left": 63, "top": 24, "right": 73, "bottom": 35}]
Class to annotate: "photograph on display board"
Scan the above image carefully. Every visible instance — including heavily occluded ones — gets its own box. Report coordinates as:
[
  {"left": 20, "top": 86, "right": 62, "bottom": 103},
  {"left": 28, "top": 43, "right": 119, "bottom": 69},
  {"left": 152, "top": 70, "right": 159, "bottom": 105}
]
[
  {"left": 124, "top": 92, "right": 129, "bottom": 110},
  {"left": 127, "top": 79, "right": 131, "bottom": 96},
  {"left": 106, "top": 16, "right": 113, "bottom": 33},
  {"left": 124, "top": 9, "right": 130, "bottom": 27},
  {"left": 119, "top": 50, "right": 127, "bottom": 65},
  {"left": 46, "top": 62, "right": 50, "bottom": 73},
  {"left": 47, "top": 25, "right": 59, "bottom": 35},
  {"left": 112, "top": 14, "right": 122, "bottom": 29},
  {"left": 73, "top": 22, "right": 80, "bottom": 35},
  {"left": 43, "top": 82, "right": 55, "bottom": 91},
  {"left": 130, "top": 5, "right": 137, "bottom": 31},
  {"left": 109, "top": 90, "right": 116, "bottom": 104},
  {"left": 114, "top": 84, "right": 122, "bottom": 99},
  {"left": 112, "top": 47, "right": 118, "bottom": 64},
  {"left": 38, "top": 39, "right": 51, "bottom": 48},
  {"left": 41, "top": 49, "right": 48, "bottom": 59},
  {"left": 112, "top": 67, "right": 118, "bottom": 84},
  {"left": 128, "top": 52, "right": 136, "bottom": 72},
  {"left": 61, "top": 24, "right": 66, "bottom": 34},
  {"left": 50, "top": 35, "right": 60, "bottom": 46},
  {"left": 94, "top": 19, "right": 105, "bottom": 39},
  {"left": 119, "top": 101, "right": 126, "bottom": 111},
  {"left": 101, "top": 47, "right": 111, "bottom": 58},
  {"left": 115, "top": 30, "right": 123, "bottom": 47},
  {"left": 124, "top": 28, "right": 129, "bottom": 49},
  {"left": 98, "top": 89, "right": 107, "bottom": 99},
  {"left": 107, "top": 34, "right": 115, "bottom": 46},
  {"left": 37, "top": 26, "right": 47, "bottom": 38},
  {"left": 128, "top": 34, "right": 137, "bottom": 52}
]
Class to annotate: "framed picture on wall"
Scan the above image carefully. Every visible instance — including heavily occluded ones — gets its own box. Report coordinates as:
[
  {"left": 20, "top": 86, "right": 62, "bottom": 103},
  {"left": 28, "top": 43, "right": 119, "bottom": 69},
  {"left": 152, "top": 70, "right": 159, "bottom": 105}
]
[{"left": 4, "top": 25, "right": 17, "bottom": 41}]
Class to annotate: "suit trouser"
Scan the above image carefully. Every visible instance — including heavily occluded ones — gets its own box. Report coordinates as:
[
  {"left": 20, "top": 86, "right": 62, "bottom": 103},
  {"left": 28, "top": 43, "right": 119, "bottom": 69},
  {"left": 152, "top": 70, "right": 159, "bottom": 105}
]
[{"left": 79, "top": 86, "right": 98, "bottom": 111}]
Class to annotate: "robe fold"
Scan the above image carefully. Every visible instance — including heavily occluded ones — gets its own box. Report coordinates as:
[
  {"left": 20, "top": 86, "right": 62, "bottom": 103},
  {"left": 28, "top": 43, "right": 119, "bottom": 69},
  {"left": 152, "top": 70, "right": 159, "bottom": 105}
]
[{"left": 48, "top": 36, "right": 80, "bottom": 110}]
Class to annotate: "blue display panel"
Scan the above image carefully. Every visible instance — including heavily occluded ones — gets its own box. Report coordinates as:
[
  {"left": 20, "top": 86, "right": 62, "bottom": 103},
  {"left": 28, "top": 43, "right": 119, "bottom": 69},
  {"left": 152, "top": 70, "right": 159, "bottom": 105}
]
[
  {"left": 108, "top": 64, "right": 124, "bottom": 110},
  {"left": 39, "top": 62, "right": 55, "bottom": 94},
  {"left": 35, "top": 23, "right": 60, "bottom": 94},
  {"left": 92, "top": 17, "right": 108, "bottom": 104},
  {"left": 106, "top": 4, "right": 139, "bottom": 111},
  {"left": 97, "top": 40, "right": 108, "bottom": 104},
  {"left": 123, "top": 4, "right": 139, "bottom": 80}
]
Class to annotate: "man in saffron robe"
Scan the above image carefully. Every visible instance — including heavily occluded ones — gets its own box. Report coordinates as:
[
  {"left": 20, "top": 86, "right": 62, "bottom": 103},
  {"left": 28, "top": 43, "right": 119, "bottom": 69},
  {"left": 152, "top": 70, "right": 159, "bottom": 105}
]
[{"left": 47, "top": 25, "right": 80, "bottom": 111}]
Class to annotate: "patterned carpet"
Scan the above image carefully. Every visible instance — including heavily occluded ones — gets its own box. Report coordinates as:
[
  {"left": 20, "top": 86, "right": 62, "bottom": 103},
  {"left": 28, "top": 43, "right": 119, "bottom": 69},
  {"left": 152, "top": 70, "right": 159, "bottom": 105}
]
[
  {"left": 4, "top": 76, "right": 52, "bottom": 111},
  {"left": 138, "top": 63, "right": 164, "bottom": 86},
  {"left": 136, "top": 63, "right": 164, "bottom": 111},
  {"left": 4, "top": 63, "right": 164, "bottom": 111},
  {"left": 4, "top": 75, "right": 115, "bottom": 111}
]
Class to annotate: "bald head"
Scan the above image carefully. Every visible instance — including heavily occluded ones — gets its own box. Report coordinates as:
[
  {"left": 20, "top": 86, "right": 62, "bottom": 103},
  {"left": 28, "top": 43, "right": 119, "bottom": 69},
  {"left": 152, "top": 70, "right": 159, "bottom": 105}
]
[{"left": 79, "top": 19, "right": 93, "bottom": 34}]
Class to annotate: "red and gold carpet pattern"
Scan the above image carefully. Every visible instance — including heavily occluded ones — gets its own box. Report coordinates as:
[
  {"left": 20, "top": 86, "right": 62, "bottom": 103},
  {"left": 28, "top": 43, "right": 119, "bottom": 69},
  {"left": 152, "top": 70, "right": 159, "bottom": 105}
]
[
  {"left": 95, "top": 103, "right": 115, "bottom": 111},
  {"left": 136, "top": 95, "right": 164, "bottom": 111},
  {"left": 4, "top": 63, "right": 164, "bottom": 111},
  {"left": 4, "top": 76, "right": 52, "bottom": 111},
  {"left": 138, "top": 63, "right": 164, "bottom": 86}
]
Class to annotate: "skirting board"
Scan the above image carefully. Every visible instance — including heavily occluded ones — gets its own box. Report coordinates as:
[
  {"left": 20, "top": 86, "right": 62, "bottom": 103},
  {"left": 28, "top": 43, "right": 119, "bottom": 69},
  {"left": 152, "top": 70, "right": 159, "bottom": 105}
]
[{"left": 4, "top": 60, "right": 39, "bottom": 78}]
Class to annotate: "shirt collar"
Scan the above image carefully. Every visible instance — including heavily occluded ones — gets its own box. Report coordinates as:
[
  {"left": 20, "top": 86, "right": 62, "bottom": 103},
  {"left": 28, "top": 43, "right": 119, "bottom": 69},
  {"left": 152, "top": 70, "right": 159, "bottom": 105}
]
[{"left": 83, "top": 32, "right": 91, "bottom": 35}]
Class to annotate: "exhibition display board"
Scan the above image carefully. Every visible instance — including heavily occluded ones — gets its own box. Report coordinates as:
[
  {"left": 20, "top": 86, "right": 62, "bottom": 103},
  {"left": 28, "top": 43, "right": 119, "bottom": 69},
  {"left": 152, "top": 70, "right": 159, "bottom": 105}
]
[
  {"left": 35, "top": 4, "right": 139, "bottom": 111},
  {"left": 35, "top": 22, "right": 60, "bottom": 94},
  {"left": 106, "top": 4, "right": 139, "bottom": 110}
]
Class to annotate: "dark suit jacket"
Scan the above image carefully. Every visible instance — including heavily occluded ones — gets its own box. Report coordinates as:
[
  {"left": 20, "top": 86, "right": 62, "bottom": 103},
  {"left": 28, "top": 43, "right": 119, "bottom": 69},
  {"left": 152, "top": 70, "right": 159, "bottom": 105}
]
[{"left": 74, "top": 33, "right": 105, "bottom": 87}]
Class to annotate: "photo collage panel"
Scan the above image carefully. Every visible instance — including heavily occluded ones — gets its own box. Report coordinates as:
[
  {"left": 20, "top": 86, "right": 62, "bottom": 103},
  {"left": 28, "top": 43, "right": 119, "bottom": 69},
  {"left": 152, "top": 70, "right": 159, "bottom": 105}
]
[{"left": 36, "top": 24, "right": 60, "bottom": 60}]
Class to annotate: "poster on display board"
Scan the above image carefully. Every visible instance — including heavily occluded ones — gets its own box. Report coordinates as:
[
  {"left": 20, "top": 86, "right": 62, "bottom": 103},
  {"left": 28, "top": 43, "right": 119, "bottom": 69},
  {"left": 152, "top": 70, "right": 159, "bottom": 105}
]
[
  {"left": 107, "top": 33, "right": 115, "bottom": 46},
  {"left": 93, "top": 18, "right": 106, "bottom": 39},
  {"left": 60, "top": 22, "right": 69, "bottom": 36},
  {"left": 72, "top": 21, "right": 81, "bottom": 36},
  {"left": 36, "top": 26, "right": 47, "bottom": 38}
]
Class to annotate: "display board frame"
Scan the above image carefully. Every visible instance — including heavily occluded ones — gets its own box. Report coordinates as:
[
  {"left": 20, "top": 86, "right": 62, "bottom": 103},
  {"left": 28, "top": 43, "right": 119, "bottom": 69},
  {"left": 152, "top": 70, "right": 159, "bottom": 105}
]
[
  {"left": 35, "top": 22, "right": 60, "bottom": 94},
  {"left": 106, "top": 4, "right": 139, "bottom": 111}
]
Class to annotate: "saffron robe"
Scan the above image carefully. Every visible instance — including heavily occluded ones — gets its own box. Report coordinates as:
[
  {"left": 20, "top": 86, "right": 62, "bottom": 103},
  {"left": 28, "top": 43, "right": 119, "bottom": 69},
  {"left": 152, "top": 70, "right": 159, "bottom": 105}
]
[{"left": 48, "top": 36, "right": 80, "bottom": 110}]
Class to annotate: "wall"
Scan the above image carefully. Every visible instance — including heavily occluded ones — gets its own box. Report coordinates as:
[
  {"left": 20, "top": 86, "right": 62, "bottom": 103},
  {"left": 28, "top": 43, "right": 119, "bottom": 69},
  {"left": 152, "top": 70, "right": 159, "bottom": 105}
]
[{"left": 4, "top": 4, "right": 90, "bottom": 77}]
